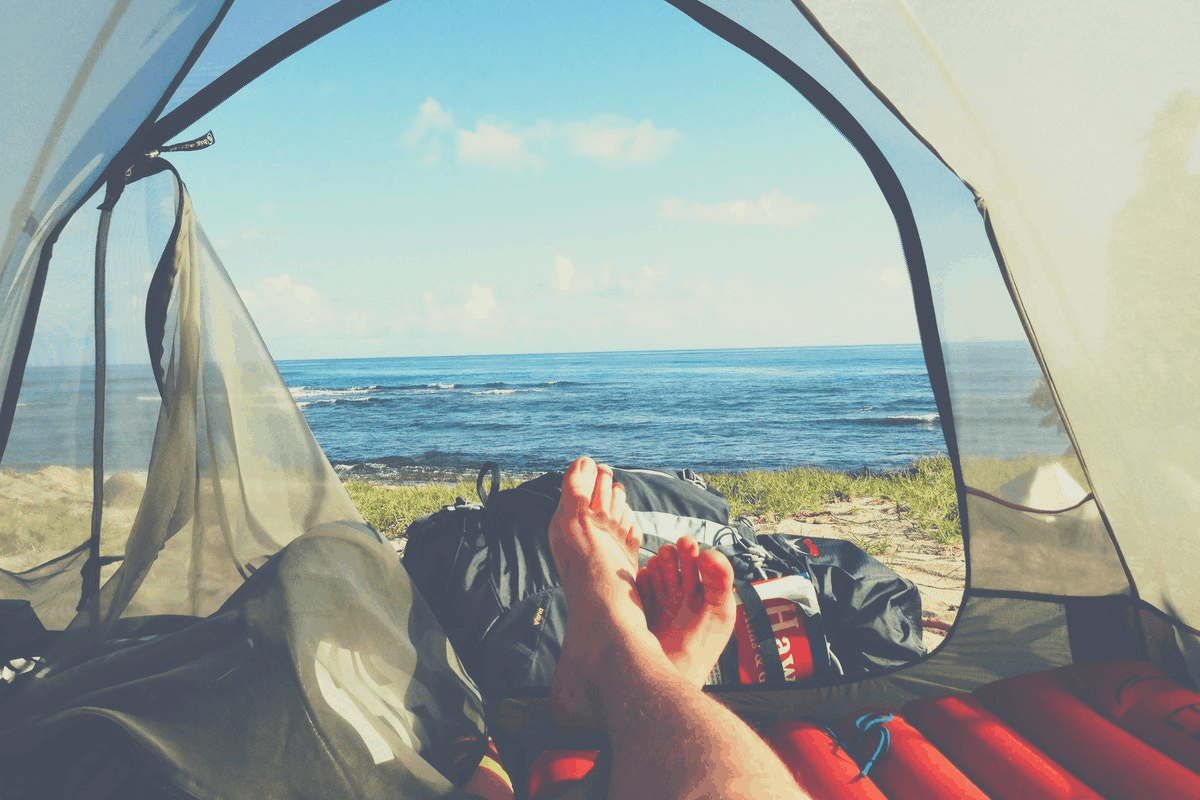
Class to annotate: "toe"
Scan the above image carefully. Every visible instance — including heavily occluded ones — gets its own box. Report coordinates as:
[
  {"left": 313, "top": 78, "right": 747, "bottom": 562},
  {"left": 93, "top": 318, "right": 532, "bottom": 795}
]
[
  {"left": 696, "top": 549, "right": 736, "bottom": 609},
  {"left": 612, "top": 481, "right": 628, "bottom": 515},
  {"left": 676, "top": 536, "right": 701, "bottom": 607},
  {"left": 592, "top": 464, "right": 614, "bottom": 512},
  {"left": 643, "top": 561, "right": 662, "bottom": 604},
  {"left": 562, "top": 457, "right": 598, "bottom": 506},
  {"left": 617, "top": 505, "right": 642, "bottom": 559},
  {"left": 659, "top": 544, "right": 681, "bottom": 602}
]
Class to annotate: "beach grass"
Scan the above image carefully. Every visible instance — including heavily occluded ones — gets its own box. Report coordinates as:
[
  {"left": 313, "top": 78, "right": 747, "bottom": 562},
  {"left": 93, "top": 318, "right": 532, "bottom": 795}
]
[
  {"left": 706, "top": 456, "right": 960, "bottom": 545},
  {"left": 347, "top": 456, "right": 961, "bottom": 544},
  {"left": 344, "top": 478, "right": 521, "bottom": 538}
]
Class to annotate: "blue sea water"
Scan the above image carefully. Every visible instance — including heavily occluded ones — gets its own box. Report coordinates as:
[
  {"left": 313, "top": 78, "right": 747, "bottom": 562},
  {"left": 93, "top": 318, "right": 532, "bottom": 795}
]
[
  {"left": 3, "top": 343, "right": 1069, "bottom": 481},
  {"left": 277, "top": 344, "right": 959, "bottom": 482}
]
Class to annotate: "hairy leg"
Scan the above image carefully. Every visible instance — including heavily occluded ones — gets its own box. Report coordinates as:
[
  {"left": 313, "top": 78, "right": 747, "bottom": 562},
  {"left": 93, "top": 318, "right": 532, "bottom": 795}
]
[
  {"left": 547, "top": 457, "right": 808, "bottom": 798},
  {"left": 637, "top": 536, "right": 736, "bottom": 686},
  {"left": 548, "top": 457, "right": 668, "bottom": 731}
]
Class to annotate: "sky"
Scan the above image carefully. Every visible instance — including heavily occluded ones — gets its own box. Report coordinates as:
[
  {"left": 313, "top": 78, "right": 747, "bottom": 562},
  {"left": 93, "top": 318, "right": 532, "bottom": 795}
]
[{"left": 167, "top": 0, "right": 1017, "bottom": 360}]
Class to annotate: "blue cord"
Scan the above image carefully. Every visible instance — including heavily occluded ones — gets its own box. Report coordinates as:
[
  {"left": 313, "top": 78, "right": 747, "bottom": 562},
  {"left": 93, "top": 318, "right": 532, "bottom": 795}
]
[{"left": 847, "top": 711, "right": 893, "bottom": 777}]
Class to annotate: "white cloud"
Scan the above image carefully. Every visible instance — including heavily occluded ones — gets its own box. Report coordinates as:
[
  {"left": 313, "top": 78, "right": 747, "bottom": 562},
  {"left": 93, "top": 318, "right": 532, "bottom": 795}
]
[
  {"left": 401, "top": 98, "right": 456, "bottom": 165},
  {"left": 401, "top": 98, "right": 455, "bottom": 147},
  {"left": 562, "top": 117, "right": 678, "bottom": 164},
  {"left": 457, "top": 122, "right": 544, "bottom": 171},
  {"left": 618, "top": 264, "right": 670, "bottom": 297},
  {"left": 213, "top": 226, "right": 286, "bottom": 259},
  {"left": 464, "top": 283, "right": 496, "bottom": 320},
  {"left": 421, "top": 284, "right": 503, "bottom": 333},
  {"left": 880, "top": 264, "right": 908, "bottom": 289},
  {"left": 401, "top": 99, "right": 675, "bottom": 171},
  {"left": 661, "top": 189, "right": 818, "bottom": 228},
  {"left": 553, "top": 254, "right": 575, "bottom": 293},
  {"left": 239, "top": 273, "right": 333, "bottom": 332},
  {"left": 552, "top": 253, "right": 596, "bottom": 294}
]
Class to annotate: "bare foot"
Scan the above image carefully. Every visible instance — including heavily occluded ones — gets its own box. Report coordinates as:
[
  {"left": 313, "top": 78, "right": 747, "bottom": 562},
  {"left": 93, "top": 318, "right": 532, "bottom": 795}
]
[
  {"left": 549, "top": 458, "right": 668, "bottom": 731},
  {"left": 637, "top": 536, "right": 736, "bottom": 686}
]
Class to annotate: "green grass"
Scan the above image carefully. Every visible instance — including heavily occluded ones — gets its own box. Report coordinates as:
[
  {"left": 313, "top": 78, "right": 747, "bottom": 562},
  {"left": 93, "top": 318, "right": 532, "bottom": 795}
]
[
  {"left": 0, "top": 498, "right": 131, "bottom": 564},
  {"left": 705, "top": 456, "right": 961, "bottom": 545},
  {"left": 346, "top": 457, "right": 963, "bottom": 545},
  {"left": 344, "top": 479, "right": 520, "bottom": 537}
]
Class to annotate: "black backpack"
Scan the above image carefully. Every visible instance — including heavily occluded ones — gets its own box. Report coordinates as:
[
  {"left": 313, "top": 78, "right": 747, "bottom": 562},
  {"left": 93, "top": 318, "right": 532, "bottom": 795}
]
[{"left": 400, "top": 464, "right": 924, "bottom": 693}]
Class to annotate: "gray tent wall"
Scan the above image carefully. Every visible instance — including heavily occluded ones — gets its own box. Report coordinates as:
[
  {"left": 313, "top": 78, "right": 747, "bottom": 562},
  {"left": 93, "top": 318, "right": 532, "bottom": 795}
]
[
  {"left": 660, "top": 0, "right": 1200, "bottom": 722},
  {"left": 1, "top": 0, "right": 1197, "bottom": 793},
  {"left": 1, "top": 4, "right": 486, "bottom": 797}
]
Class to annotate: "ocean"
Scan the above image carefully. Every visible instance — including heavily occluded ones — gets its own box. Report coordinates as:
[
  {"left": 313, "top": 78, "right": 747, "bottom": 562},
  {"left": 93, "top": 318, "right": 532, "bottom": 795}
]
[
  {"left": 277, "top": 342, "right": 1068, "bottom": 484},
  {"left": 3, "top": 343, "right": 1069, "bottom": 482}
]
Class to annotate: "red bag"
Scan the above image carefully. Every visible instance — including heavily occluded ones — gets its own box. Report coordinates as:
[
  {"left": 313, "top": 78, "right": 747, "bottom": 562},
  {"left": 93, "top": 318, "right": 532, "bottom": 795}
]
[{"left": 720, "top": 574, "right": 837, "bottom": 684}]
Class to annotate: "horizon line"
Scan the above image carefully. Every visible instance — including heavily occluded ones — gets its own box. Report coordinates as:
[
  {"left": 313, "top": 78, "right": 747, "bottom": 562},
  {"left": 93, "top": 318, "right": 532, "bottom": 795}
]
[{"left": 274, "top": 339, "right": 1023, "bottom": 363}]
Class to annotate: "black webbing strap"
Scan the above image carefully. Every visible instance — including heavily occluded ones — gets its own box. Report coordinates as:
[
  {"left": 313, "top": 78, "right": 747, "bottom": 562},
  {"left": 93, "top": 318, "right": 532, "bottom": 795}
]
[
  {"left": 78, "top": 175, "right": 124, "bottom": 613},
  {"left": 476, "top": 461, "right": 501, "bottom": 506},
  {"left": 734, "top": 577, "right": 787, "bottom": 683},
  {"left": 717, "top": 630, "right": 740, "bottom": 684},
  {"left": 79, "top": 155, "right": 186, "bottom": 612}
]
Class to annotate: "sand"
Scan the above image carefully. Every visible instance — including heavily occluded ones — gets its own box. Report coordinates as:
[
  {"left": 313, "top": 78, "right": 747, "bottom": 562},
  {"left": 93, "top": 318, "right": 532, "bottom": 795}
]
[{"left": 0, "top": 466, "right": 144, "bottom": 573}]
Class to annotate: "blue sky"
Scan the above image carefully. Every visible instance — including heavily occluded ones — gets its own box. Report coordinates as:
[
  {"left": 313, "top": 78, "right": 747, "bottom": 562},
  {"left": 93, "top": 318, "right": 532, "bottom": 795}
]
[{"left": 172, "top": 1, "right": 1013, "bottom": 359}]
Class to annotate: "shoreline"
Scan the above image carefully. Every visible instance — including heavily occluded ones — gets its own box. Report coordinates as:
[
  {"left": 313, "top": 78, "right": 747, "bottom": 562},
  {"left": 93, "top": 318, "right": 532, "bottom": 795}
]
[{"left": 333, "top": 454, "right": 953, "bottom": 488}]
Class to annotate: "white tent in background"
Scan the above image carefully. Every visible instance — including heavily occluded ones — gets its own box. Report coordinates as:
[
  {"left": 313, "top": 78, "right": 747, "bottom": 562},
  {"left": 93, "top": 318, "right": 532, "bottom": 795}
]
[
  {"left": 996, "top": 463, "right": 1088, "bottom": 510},
  {"left": 1, "top": 1, "right": 1197, "bottom": 797}
]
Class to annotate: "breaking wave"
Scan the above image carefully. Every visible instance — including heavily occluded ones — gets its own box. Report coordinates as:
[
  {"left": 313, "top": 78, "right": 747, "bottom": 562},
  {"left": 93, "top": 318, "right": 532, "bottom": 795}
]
[{"left": 859, "top": 414, "right": 940, "bottom": 426}]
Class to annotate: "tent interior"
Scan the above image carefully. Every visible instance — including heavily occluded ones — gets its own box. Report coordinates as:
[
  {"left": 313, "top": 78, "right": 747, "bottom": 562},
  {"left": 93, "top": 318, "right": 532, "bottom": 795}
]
[{"left": 2, "top": 0, "right": 1197, "bottom": 797}]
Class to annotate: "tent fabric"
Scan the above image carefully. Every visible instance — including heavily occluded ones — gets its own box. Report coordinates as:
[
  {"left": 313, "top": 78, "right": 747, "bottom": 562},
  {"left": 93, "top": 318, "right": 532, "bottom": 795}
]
[
  {"left": 91, "top": 168, "right": 366, "bottom": 633},
  {"left": 965, "top": 493, "right": 1128, "bottom": 597},
  {"left": 0, "top": 2, "right": 227, "bottom": 427},
  {"left": 2, "top": 167, "right": 373, "bottom": 645},
  {"left": 685, "top": 0, "right": 1198, "bottom": 675},
  {"left": 1, "top": 521, "right": 486, "bottom": 799},
  {"left": 789, "top": 0, "right": 1200, "bottom": 647},
  {"left": 0, "top": 168, "right": 487, "bottom": 795}
]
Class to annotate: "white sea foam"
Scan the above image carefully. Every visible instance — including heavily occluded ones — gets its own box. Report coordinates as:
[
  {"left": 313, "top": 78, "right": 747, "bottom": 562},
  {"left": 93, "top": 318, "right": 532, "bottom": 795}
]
[
  {"left": 296, "top": 395, "right": 373, "bottom": 408},
  {"left": 895, "top": 414, "right": 939, "bottom": 423},
  {"left": 290, "top": 386, "right": 373, "bottom": 400}
]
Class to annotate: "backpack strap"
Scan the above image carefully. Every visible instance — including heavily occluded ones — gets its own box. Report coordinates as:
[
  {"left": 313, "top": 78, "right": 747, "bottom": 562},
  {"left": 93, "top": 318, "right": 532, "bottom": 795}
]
[
  {"left": 733, "top": 577, "right": 788, "bottom": 684},
  {"left": 476, "top": 461, "right": 501, "bottom": 506}
]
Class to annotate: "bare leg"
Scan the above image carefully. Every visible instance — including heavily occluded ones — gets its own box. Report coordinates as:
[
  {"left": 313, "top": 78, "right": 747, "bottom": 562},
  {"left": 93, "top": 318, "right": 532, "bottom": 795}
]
[
  {"left": 637, "top": 536, "right": 736, "bottom": 686},
  {"left": 549, "top": 458, "right": 661, "bottom": 731},
  {"left": 548, "top": 457, "right": 808, "bottom": 800}
]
